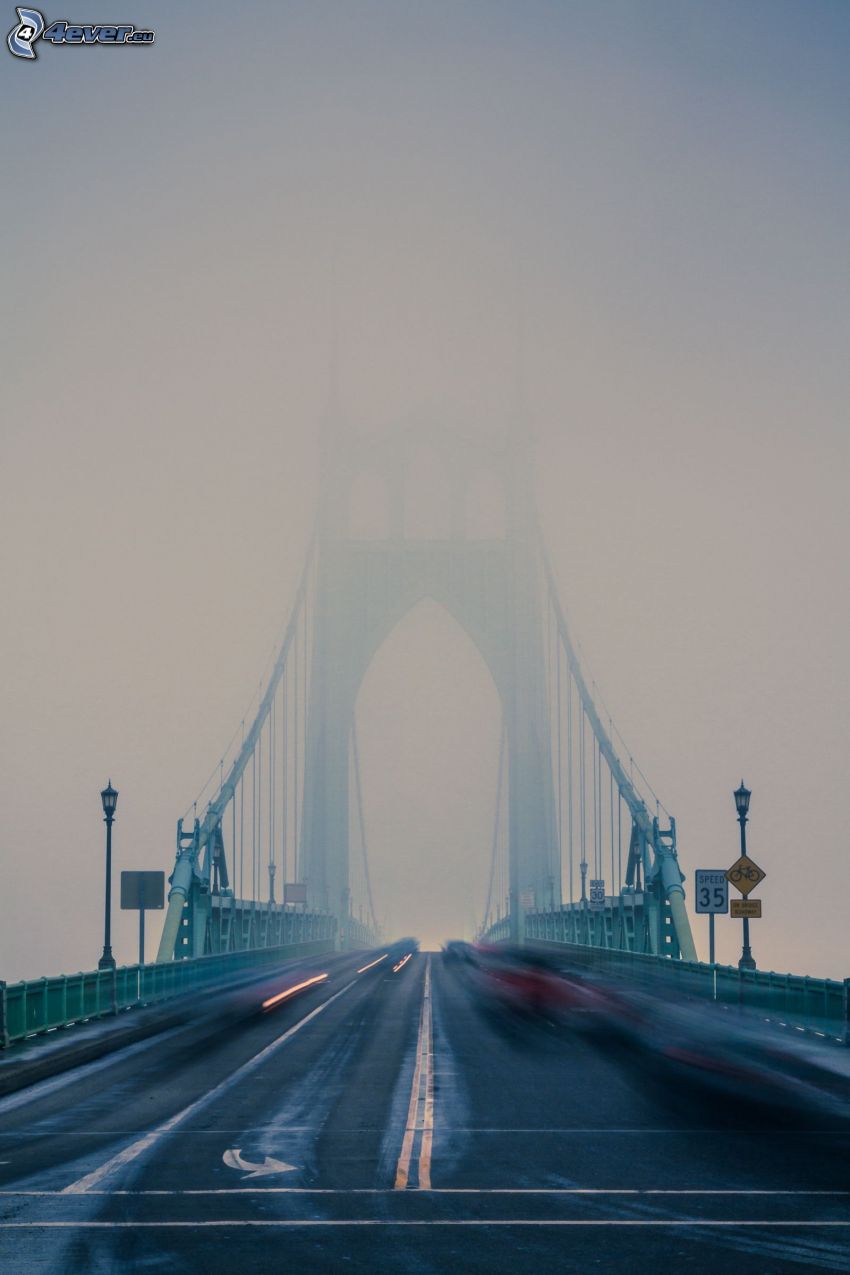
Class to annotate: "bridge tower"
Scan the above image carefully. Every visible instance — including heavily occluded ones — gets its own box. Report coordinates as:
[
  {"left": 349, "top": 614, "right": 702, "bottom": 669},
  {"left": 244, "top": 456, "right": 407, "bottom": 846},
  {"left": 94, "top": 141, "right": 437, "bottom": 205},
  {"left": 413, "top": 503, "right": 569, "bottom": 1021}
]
[{"left": 300, "top": 420, "right": 558, "bottom": 943}]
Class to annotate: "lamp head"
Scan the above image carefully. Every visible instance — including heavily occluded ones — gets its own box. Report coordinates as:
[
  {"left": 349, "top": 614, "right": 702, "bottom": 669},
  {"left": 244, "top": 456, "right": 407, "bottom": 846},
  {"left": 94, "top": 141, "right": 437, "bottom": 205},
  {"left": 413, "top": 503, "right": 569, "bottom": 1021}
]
[
  {"left": 101, "top": 780, "right": 118, "bottom": 818},
  {"left": 733, "top": 780, "right": 751, "bottom": 821}
]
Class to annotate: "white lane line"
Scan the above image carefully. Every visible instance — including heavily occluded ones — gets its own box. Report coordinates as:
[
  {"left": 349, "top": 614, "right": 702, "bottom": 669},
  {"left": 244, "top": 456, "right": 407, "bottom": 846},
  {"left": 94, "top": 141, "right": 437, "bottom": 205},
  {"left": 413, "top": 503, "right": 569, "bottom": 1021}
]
[
  {"left": 394, "top": 956, "right": 433, "bottom": 1190},
  {"left": 60, "top": 978, "right": 357, "bottom": 1196},
  {"left": 5, "top": 1126, "right": 843, "bottom": 1136},
  {"left": 2, "top": 1188, "right": 847, "bottom": 1197},
  {"left": 0, "top": 1220, "right": 849, "bottom": 1229}
]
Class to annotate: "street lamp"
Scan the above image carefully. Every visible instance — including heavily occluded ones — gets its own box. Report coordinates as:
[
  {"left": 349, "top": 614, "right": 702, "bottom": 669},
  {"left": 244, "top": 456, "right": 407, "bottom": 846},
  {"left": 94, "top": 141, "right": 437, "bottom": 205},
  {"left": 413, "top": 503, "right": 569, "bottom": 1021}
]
[
  {"left": 98, "top": 781, "right": 118, "bottom": 971},
  {"left": 734, "top": 780, "right": 755, "bottom": 971},
  {"left": 734, "top": 781, "right": 751, "bottom": 825}
]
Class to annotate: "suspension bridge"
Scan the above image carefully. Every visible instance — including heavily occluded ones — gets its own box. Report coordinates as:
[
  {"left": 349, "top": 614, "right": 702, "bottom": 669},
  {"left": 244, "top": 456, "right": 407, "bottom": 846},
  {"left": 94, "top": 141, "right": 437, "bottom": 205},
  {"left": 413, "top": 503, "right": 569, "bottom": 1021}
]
[
  {"left": 1, "top": 424, "right": 847, "bottom": 1274},
  {"left": 153, "top": 420, "right": 696, "bottom": 966}
]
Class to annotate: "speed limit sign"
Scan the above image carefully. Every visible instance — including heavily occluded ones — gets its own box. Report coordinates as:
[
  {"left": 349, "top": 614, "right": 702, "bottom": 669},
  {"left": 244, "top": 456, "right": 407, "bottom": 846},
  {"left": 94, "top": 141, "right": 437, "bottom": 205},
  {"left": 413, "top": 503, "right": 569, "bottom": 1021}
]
[{"left": 695, "top": 870, "right": 728, "bottom": 914}]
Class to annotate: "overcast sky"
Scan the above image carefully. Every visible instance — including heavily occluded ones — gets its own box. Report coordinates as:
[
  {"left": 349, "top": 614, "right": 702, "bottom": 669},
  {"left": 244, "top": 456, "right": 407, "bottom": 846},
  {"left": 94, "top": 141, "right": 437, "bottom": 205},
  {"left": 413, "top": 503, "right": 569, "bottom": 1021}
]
[{"left": 1, "top": 0, "right": 848, "bottom": 980}]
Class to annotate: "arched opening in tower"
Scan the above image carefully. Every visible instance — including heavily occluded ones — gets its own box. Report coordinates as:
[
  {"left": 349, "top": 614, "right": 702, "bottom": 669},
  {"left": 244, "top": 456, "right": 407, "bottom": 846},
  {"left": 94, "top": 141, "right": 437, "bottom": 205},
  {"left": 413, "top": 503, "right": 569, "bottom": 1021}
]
[{"left": 353, "top": 597, "right": 502, "bottom": 949}]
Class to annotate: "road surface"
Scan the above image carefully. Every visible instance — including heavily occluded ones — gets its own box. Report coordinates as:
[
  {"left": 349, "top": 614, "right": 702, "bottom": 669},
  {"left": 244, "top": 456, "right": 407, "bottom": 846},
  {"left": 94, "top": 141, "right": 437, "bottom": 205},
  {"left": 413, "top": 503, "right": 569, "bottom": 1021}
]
[{"left": 1, "top": 949, "right": 848, "bottom": 1272}]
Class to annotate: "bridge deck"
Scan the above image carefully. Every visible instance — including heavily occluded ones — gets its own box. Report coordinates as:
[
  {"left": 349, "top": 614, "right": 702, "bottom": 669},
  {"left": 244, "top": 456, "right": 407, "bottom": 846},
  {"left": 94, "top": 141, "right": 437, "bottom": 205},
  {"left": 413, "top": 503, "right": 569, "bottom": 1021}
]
[{"left": 0, "top": 951, "right": 847, "bottom": 1273}]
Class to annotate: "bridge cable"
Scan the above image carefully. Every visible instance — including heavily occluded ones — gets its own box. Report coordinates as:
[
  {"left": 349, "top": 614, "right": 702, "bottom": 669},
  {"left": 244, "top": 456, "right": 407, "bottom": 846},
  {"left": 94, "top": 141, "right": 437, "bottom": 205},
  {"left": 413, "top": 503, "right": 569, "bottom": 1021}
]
[
  {"left": 579, "top": 709, "right": 586, "bottom": 898},
  {"left": 293, "top": 622, "right": 299, "bottom": 881},
  {"left": 594, "top": 736, "right": 601, "bottom": 879},
  {"left": 252, "top": 750, "right": 257, "bottom": 905},
  {"left": 539, "top": 539, "right": 670, "bottom": 827},
  {"left": 285, "top": 665, "right": 290, "bottom": 901},
  {"left": 610, "top": 767, "right": 615, "bottom": 906},
  {"left": 230, "top": 794, "right": 236, "bottom": 913},
  {"left": 301, "top": 580, "right": 309, "bottom": 870},
  {"left": 182, "top": 536, "right": 316, "bottom": 861},
  {"left": 269, "top": 694, "right": 275, "bottom": 902},
  {"left": 239, "top": 773, "right": 244, "bottom": 907},
  {"left": 350, "top": 714, "right": 379, "bottom": 935},
  {"left": 481, "top": 715, "right": 506, "bottom": 934},
  {"left": 555, "top": 608, "right": 563, "bottom": 908},
  {"left": 567, "top": 667, "right": 574, "bottom": 906}
]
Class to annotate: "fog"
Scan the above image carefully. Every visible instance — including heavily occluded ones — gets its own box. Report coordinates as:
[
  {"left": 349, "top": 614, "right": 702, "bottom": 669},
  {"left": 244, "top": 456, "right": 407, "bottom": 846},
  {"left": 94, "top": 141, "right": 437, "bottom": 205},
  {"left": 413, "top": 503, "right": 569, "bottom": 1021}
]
[{"left": 1, "top": 0, "right": 848, "bottom": 981}]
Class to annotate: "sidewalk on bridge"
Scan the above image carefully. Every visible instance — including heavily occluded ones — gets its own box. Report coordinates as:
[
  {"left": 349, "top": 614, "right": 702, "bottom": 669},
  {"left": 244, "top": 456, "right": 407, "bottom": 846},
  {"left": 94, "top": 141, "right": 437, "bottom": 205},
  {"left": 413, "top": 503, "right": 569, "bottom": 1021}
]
[
  {"left": 0, "top": 996, "right": 192, "bottom": 1099},
  {"left": 0, "top": 952, "right": 335, "bottom": 1099}
]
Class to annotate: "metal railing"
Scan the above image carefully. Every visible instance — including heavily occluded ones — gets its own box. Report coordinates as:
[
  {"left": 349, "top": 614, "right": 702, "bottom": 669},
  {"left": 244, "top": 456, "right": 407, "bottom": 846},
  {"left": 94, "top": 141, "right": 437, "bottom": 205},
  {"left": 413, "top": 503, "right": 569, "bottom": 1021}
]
[{"left": 0, "top": 929, "right": 337, "bottom": 1049}]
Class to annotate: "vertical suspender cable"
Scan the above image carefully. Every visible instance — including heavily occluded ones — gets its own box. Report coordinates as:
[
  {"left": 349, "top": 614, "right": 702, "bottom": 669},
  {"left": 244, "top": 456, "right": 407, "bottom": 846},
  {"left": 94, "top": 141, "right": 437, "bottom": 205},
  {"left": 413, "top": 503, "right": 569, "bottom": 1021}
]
[
  {"left": 269, "top": 695, "right": 275, "bottom": 900},
  {"left": 579, "top": 709, "right": 586, "bottom": 892},
  {"left": 609, "top": 766, "right": 615, "bottom": 903},
  {"left": 595, "top": 739, "right": 601, "bottom": 878},
  {"left": 258, "top": 733, "right": 262, "bottom": 915},
  {"left": 293, "top": 622, "right": 299, "bottom": 881},
  {"left": 591, "top": 739, "right": 596, "bottom": 877},
  {"left": 252, "top": 750, "right": 257, "bottom": 902},
  {"left": 546, "top": 597, "right": 556, "bottom": 896},
  {"left": 567, "top": 667, "right": 574, "bottom": 906},
  {"left": 301, "top": 590, "right": 308, "bottom": 876},
  {"left": 482, "top": 716, "right": 506, "bottom": 932},
  {"left": 230, "top": 795, "right": 236, "bottom": 903},
  {"left": 555, "top": 628, "right": 563, "bottom": 908},
  {"left": 351, "top": 714, "right": 378, "bottom": 934},
  {"left": 284, "top": 668, "right": 290, "bottom": 897}
]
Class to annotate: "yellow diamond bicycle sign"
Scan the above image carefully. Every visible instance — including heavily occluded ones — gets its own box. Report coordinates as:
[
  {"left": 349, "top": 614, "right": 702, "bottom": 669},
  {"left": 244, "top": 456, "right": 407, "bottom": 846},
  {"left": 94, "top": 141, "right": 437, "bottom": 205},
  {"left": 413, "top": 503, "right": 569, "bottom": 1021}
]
[{"left": 726, "top": 854, "right": 766, "bottom": 897}]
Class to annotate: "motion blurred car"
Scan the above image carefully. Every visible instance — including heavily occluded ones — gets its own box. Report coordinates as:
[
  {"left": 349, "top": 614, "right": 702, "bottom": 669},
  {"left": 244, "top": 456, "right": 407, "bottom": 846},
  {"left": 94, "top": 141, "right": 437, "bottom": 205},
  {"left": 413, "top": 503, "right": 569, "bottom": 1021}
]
[
  {"left": 634, "top": 999, "right": 850, "bottom": 1123},
  {"left": 466, "top": 944, "right": 628, "bottom": 1030},
  {"left": 560, "top": 975, "right": 850, "bottom": 1125},
  {"left": 442, "top": 940, "right": 476, "bottom": 965}
]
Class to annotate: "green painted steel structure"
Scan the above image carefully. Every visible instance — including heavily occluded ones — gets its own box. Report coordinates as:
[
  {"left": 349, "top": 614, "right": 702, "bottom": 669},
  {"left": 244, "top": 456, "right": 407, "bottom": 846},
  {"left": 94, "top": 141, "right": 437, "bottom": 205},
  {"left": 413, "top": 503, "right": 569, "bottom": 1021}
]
[
  {"left": 524, "top": 895, "right": 683, "bottom": 956},
  {"left": 201, "top": 898, "right": 374, "bottom": 956},
  {"left": 0, "top": 930, "right": 335, "bottom": 1049},
  {"left": 483, "top": 894, "right": 683, "bottom": 957}
]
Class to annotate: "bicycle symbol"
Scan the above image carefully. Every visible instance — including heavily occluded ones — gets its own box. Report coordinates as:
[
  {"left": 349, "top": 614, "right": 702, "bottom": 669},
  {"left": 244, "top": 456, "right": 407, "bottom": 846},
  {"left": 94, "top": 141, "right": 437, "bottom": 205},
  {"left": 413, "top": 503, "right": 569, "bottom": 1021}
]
[{"left": 728, "top": 866, "right": 761, "bottom": 884}]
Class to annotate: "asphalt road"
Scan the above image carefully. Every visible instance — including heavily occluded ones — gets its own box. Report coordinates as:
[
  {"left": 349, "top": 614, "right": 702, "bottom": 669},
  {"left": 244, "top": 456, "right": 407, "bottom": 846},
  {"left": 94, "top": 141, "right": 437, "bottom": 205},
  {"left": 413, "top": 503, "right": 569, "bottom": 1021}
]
[{"left": 1, "top": 949, "right": 848, "bottom": 1273}]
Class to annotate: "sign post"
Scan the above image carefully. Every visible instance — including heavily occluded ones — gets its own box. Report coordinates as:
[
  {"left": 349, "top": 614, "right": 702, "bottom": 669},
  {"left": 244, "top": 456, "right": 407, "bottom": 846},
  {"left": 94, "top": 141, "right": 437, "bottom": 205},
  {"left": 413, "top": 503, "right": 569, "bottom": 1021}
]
[
  {"left": 694, "top": 869, "right": 728, "bottom": 967},
  {"left": 725, "top": 852, "right": 766, "bottom": 973},
  {"left": 120, "top": 871, "right": 165, "bottom": 965}
]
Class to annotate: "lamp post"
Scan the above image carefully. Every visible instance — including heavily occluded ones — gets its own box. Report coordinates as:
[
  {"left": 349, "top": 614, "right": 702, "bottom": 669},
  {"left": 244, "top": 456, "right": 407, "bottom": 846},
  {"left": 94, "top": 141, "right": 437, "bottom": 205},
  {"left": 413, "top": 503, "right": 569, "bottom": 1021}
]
[
  {"left": 98, "top": 781, "right": 118, "bottom": 971},
  {"left": 734, "top": 780, "right": 756, "bottom": 971}
]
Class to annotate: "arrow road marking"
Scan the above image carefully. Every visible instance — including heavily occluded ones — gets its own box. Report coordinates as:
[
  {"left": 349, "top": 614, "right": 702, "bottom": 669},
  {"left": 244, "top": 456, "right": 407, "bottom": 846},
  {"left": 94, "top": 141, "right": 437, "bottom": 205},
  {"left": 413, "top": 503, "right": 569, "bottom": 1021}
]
[
  {"left": 222, "top": 1149, "right": 296, "bottom": 1179},
  {"left": 62, "top": 976, "right": 356, "bottom": 1194}
]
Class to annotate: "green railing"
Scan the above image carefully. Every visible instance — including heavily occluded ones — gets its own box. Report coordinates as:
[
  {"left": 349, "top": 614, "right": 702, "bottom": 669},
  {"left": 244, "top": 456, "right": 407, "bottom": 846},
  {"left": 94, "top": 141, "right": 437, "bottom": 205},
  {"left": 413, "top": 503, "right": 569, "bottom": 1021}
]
[
  {"left": 525, "top": 925, "right": 850, "bottom": 1044},
  {"left": 0, "top": 929, "right": 336, "bottom": 1049}
]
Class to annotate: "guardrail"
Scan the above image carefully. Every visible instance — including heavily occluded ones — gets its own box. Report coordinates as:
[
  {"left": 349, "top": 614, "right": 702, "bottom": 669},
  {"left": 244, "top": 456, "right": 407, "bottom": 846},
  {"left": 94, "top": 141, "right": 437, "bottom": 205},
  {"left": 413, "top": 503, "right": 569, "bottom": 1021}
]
[
  {"left": 0, "top": 934, "right": 336, "bottom": 1049},
  {"left": 525, "top": 925, "right": 850, "bottom": 1044}
]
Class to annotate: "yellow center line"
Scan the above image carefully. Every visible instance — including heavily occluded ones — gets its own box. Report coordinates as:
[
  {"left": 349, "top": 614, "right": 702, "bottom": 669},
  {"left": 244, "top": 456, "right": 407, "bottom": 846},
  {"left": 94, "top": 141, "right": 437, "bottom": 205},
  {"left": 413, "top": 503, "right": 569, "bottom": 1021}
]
[
  {"left": 394, "top": 956, "right": 433, "bottom": 1190},
  {"left": 418, "top": 964, "right": 434, "bottom": 1191}
]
